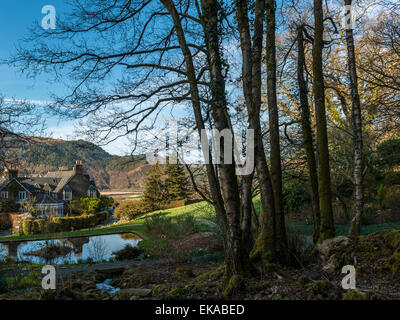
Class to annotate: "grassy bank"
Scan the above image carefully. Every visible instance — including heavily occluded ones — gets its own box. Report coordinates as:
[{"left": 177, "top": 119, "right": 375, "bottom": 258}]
[
  {"left": 133, "top": 201, "right": 216, "bottom": 224},
  {"left": 2, "top": 198, "right": 400, "bottom": 242},
  {"left": 0, "top": 224, "right": 149, "bottom": 242},
  {"left": 0, "top": 202, "right": 214, "bottom": 243},
  {"left": 288, "top": 221, "right": 400, "bottom": 236}
]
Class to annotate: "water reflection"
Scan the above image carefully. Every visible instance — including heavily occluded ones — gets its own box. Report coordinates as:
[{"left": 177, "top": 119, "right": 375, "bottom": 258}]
[{"left": 0, "top": 233, "right": 141, "bottom": 265}]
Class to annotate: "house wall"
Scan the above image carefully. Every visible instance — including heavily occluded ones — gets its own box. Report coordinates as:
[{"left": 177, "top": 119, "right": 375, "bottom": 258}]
[
  {"left": 34, "top": 203, "right": 64, "bottom": 218},
  {"left": 62, "top": 173, "right": 95, "bottom": 200},
  {"left": 1, "top": 180, "right": 29, "bottom": 203}
]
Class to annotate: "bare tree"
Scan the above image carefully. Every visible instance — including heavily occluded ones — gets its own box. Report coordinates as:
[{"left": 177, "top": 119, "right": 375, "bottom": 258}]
[
  {"left": 312, "top": 0, "right": 335, "bottom": 242},
  {"left": 265, "top": 0, "right": 288, "bottom": 261},
  {"left": 0, "top": 96, "right": 44, "bottom": 168},
  {"left": 344, "top": 0, "right": 364, "bottom": 236},
  {"left": 297, "top": 25, "right": 321, "bottom": 243},
  {"left": 9, "top": 0, "right": 260, "bottom": 285}
]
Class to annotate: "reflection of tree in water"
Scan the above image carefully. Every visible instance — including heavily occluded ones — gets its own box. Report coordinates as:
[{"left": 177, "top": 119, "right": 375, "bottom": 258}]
[
  {"left": 2, "top": 234, "right": 138, "bottom": 264},
  {"left": 120, "top": 233, "right": 141, "bottom": 241},
  {"left": 24, "top": 240, "right": 74, "bottom": 264},
  {"left": 6, "top": 241, "right": 20, "bottom": 258},
  {"left": 62, "top": 237, "right": 90, "bottom": 254},
  {"left": 87, "top": 237, "right": 109, "bottom": 262}
]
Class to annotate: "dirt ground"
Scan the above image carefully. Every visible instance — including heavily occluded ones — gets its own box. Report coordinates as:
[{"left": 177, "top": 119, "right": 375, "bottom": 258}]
[{"left": 2, "top": 230, "right": 400, "bottom": 300}]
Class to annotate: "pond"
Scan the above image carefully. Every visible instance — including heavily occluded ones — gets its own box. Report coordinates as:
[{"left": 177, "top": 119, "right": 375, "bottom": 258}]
[{"left": 0, "top": 233, "right": 142, "bottom": 265}]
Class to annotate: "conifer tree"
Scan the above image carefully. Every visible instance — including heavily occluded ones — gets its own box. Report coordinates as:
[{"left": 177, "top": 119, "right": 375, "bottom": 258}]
[
  {"left": 164, "top": 161, "right": 190, "bottom": 201},
  {"left": 143, "top": 164, "right": 167, "bottom": 210}
]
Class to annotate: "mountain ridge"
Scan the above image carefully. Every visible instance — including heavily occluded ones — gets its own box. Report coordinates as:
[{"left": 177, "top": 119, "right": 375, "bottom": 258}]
[{"left": 5, "top": 137, "right": 150, "bottom": 191}]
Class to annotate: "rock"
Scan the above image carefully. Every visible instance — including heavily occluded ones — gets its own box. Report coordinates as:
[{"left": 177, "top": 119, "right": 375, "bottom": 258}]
[
  {"left": 82, "top": 280, "right": 96, "bottom": 291},
  {"left": 96, "top": 267, "right": 126, "bottom": 276},
  {"left": 342, "top": 289, "right": 368, "bottom": 300},
  {"left": 117, "top": 288, "right": 152, "bottom": 299},
  {"left": 152, "top": 284, "right": 168, "bottom": 297},
  {"left": 173, "top": 268, "right": 195, "bottom": 279},
  {"left": 86, "top": 289, "right": 98, "bottom": 294},
  {"left": 317, "top": 236, "right": 350, "bottom": 261},
  {"left": 165, "top": 287, "right": 188, "bottom": 300},
  {"left": 322, "top": 254, "right": 337, "bottom": 272}
]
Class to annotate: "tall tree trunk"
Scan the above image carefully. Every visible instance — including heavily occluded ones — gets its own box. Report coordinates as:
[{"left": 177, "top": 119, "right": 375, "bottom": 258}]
[
  {"left": 312, "top": 0, "right": 335, "bottom": 242},
  {"left": 235, "top": 0, "right": 283, "bottom": 266},
  {"left": 345, "top": 0, "right": 364, "bottom": 237},
  {"left": 265, "top": 0, "right": 288, "bottom": 260},
  {"left": 297, "top": 26, "right": 321, "bottom": 243},
  {"left": 200, "top": 0, "right": 253, "bottom": 279},
  {"left": 161, "top": 0, "right": 229, "bottom": 258},
  {"left": 241, "top": 174, "right": 255, "bottom": 255},
  {"left": 251, "top": 200, "right": 260, "bottom": 232}
]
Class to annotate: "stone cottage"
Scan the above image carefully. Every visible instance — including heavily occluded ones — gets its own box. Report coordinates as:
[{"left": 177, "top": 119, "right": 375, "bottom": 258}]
[{"left": 0, "top": 160, "right": 99, "bottom": 217}]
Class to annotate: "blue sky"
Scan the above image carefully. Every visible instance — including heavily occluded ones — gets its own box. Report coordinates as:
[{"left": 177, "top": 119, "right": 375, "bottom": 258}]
[
  {"left": 0, "top": 1, "right": 68, "bottom": 99},
  {"left": 0, "top": 0, "right": 134, "bottom": 155},
  {"left": 0, "top": 1, "right": 258, "bottom": 157}
]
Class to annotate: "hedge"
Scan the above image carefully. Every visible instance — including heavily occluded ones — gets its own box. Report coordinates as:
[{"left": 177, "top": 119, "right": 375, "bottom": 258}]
[
  {"left": 21, "top": 210, "right": 110, "bottom": 235},
  {"left": 114, "top": 200, "right": 152, "bottom": 219},
  {"left": 70, "top": 197, "right": 114, "bottom": 215}
]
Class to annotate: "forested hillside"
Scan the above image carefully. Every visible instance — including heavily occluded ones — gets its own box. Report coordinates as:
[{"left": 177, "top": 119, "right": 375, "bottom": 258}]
[{"left": 5, "top": 137, "right": 148, "bottom": 190}]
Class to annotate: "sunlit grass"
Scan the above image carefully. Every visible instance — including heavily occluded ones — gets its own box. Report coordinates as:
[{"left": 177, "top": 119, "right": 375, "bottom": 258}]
[
  {"left": 132, "top": 201, "right": 217, "bottom": 224},
  {"left": 2, "top": 196, "right": 400, "bottom": 242}
]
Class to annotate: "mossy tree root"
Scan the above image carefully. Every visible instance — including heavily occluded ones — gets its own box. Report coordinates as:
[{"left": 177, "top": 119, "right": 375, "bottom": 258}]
[
  {"left": 250, "top": 230, "right": 275, "bottom": 266},
  {"left": 221, "top": 275, "right": 243, "bottom": 300}
]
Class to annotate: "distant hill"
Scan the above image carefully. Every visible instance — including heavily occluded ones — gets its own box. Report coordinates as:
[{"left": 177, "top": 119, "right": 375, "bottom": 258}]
[{"left": 5, "top": 137, "right": 150, "bottom": 191}]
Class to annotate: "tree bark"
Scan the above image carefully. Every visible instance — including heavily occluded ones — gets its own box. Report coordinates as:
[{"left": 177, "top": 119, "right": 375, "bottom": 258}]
[
  {"left": 345, "top": 0, "right": 364, "bottom": 237},
  {"left": 160, "top": 0, "right": 229, "bottom": 249},
  {"left": 297, "top": 26, "right": 321, "bottom": 243},
  {"left": 200, "top": 0, "right": 253, "bottom": 278},
  {"left": 235, "top": 0, "right": 285, "bottom": 265},
  {"left": 251, "top": 200, "right": 260, "bottom": 232},
  {"left": 241, "top": 174, "right": 255, "bottom": 255},
  {"left": 312, "top": 0, "right": 335, "bottom": 242},
  {"left": 265, "top": 0, "right": 288, "bottom": 261}
]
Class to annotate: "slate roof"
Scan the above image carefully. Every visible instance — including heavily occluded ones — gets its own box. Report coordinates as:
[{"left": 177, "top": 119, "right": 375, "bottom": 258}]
[
  {"left": 44, "top": 170, "right": 76, "bottom": 193},
  {"left": 0, "top": 166, "right": 98, "bottom": 200},
  {"left": 17, "top": 177, "right": 60, "bottom": 191},
  {"left": 34, "top": 193, "right": 64, "bottom": 205},
  {"left": 0, "top": 173, "right": 73, "bottom": 194},
  {"left": 0, "top": 178, "right": 37, "bottom": 193}
]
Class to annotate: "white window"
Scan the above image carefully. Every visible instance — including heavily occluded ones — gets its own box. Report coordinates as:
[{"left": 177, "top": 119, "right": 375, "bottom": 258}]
[
  {"left": 0, "top": 191, "right": 8, "bottom": 199},
  {"left": 18, "top": 191, "right": 27, "bottom": 202},
  {"left": 63, "top": 190, "right": 72, "bottom": 201},
  {"left": 88, "top": 189, "right": 97, "bottom": 198}
]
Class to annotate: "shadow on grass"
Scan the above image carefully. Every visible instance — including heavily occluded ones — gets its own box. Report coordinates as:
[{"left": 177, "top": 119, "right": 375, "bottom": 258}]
[{"left": 287, "top": 220, "right": 400, "bottom": 237}]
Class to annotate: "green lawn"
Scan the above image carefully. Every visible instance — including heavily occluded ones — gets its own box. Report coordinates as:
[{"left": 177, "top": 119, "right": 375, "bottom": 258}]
[
  {"left": 2, "top": 198, "right": 400, "bottom": 242},
  {"left": 288, "top": 221, "right": 400, "bottom": 237},
  {"left": 0, "top": 202, "right": 215, "bottom": 242},
  {"left": 133, "top": 201, "right": 217, "bottom": 224},
  {"left": 132, "top": 198, "right": 400, "bottom": 237},
  {"left": 0, "top": 223, "right": 149, "bottom": 242}
]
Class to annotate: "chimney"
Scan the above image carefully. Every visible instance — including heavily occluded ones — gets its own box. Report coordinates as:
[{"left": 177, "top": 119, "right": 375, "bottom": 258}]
[
  {"left": 73, "top": 160, "right": 83, "bottom": 174},
  {"left": 4, "top": 168, "right": 18, "bottom": 180}
]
